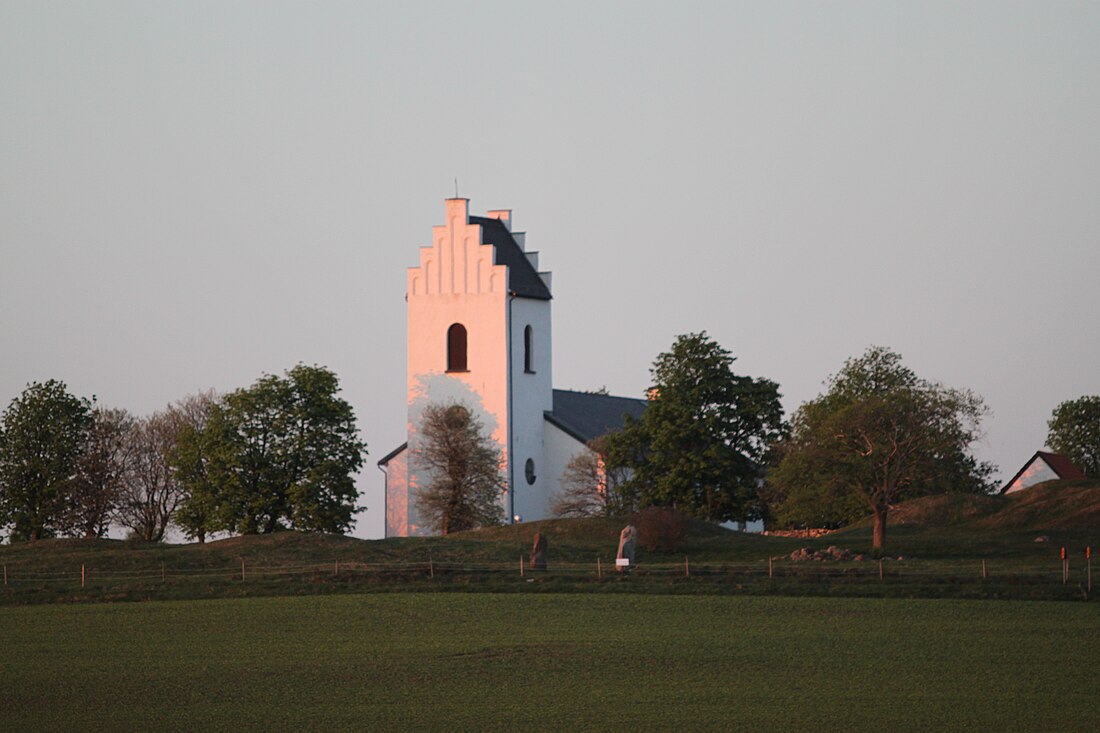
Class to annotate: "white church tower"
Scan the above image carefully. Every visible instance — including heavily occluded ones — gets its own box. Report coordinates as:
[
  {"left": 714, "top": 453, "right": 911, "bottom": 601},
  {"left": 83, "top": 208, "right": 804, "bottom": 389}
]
[
  {"left": 379, "top": 197, "right": 646, "bottom": 537},
  {"left": 380, "top": 198, "right": 554, "bottom": 536}
]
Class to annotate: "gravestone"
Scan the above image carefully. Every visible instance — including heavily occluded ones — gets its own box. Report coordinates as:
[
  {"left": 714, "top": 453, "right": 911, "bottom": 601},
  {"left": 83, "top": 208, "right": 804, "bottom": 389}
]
[
  {"left": 530, "top": 532, "right": 548, "bottom": 571},
  {"left": 616, "top": 525, "right": 637, "bottom": 571}
]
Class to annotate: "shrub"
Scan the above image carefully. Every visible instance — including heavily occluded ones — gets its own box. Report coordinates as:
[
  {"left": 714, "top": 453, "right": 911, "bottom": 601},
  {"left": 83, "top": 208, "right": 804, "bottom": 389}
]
[{"left": 632, "top": 506, "right": 688, "bottom": 552}]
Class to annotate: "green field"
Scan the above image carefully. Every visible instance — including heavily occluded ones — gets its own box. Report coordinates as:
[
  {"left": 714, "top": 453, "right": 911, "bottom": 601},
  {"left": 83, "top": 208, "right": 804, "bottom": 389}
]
[{"left": 3, "top": 593, "right": 1097, "bottom": 732}]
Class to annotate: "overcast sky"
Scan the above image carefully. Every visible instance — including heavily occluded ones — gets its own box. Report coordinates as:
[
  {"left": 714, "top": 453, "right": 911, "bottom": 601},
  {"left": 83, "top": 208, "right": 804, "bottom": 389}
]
[{"left": 2, "top": 1, "right": 1098, "bottom": 539}]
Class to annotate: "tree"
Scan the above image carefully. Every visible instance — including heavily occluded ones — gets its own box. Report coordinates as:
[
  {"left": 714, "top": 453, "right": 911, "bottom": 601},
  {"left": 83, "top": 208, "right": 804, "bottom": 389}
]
[
  {"left": 766, "top": 346, "right": 994, "bottom": 551},
  {"left": 1047, "top": 396, "right": 1100, "bottom": 478},
  {"left": 413, "top": 402, "right": 505, "bottom": 534},
  {"left": 63, "top": 407, "right": 134, "bottom": 538},
  {"left": 174, "top": 366, "right": 367, "bottom": 536},
  {"left": 0, "top": 381, "right": 93, "bottom": 541},
  {"left": 602, "top": 332, "right": 784, "bottom": 524},
  {"left": 550, "top": 437, "right": 631, "bottom": 518},
  {"left": 116, "top": 410, "right": 185, "bottom": 542},
  {"left": 167, "top": 392, "right": 220, "bottom": 542}
]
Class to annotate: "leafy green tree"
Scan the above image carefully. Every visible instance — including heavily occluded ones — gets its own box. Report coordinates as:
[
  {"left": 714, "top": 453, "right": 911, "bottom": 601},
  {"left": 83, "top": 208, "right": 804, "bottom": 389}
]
[
  {"left": 63, "top": 407, "right": 134, "bottom": 539},
  {"left": 1047, "top": 396, "right": 1100, "bottom": 478},
  {"left": 168, "top": 392, "right": 220, "bottom": 543},
  {"left": 174, "top": 366, "right": 367, "bottom": 536},
  {"left": 0, "top": 381, "right": 93, "bottom": 541},
  {"left": 767, "top": 346, "right": 993, "bottom": 550},
  {"left": 413, "top": 402, "right": 505, "bottom": 534},
  {"left": 603, "top": 332, "right": 784, "bottom": 524}
]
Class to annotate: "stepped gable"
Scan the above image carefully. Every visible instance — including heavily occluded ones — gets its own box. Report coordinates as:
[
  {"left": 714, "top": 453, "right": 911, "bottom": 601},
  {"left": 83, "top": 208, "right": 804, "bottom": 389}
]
[{"left": 469, "top": 215, "right": 552, "bottom": 300}]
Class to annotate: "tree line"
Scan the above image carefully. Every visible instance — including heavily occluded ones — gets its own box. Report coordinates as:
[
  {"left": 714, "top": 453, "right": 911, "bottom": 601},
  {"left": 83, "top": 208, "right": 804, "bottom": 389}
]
[
  {"left": 546, "top": 334, "right": 1100, "bottom": 551},
  {"left": 0, "top": 365, "right": 366, "bottom": 543}
]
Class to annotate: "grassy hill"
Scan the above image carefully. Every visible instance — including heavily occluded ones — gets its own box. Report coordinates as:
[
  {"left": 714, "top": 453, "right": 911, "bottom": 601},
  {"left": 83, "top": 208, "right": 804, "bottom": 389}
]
[
  {"left": 883, "top": 479, "right": 1100, "bottom": 530},
  {"left": 1, "top": 479, "right": 1096, "bottom": 605}
]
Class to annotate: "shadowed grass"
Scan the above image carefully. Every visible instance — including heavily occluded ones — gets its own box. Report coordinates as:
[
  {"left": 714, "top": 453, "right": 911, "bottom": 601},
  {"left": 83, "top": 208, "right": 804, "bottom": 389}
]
[{"left": 1, "top": 593, "right": 1097, "bottom": 732}]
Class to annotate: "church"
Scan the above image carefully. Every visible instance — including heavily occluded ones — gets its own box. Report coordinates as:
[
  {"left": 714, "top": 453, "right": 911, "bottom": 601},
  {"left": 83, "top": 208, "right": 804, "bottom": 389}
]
[{"left": 378, "top": 197, "right": 646, "bottom": 537}]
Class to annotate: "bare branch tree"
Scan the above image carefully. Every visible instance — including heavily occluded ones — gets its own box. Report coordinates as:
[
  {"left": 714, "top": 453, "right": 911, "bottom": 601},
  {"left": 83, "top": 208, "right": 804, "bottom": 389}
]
[
  {"left": 62, "top": 407, "right": 135, "bottom": 538},
  {"left": 413, "top": 403, "right": 505, "bottom": 535},
  {"left": 117, "top": 410, "right": 184, "bottom": 542}
]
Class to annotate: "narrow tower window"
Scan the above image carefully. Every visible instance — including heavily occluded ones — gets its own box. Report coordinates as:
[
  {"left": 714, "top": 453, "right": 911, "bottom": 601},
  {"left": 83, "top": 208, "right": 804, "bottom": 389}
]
[
  {"left": 524, "top": 325, "right": 534, "bottom": 374},
  {"left": 447, "top": 323, "right": 468, "bottom": 372}
]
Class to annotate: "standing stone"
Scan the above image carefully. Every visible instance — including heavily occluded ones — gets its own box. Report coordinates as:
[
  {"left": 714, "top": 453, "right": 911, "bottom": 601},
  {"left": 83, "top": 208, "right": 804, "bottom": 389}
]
[
  {"left": 616, "top": 525, "right": 637, "bottom": 571},
  {"left": 530, "top": 532, "right": 548, "bottom": 571}
]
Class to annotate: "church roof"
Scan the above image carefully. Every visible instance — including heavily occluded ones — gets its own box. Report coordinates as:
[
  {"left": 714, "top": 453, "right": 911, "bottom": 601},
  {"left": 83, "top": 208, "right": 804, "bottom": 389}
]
[
  {"left": 469, "top": 215, "right": 552, "bottom": 300},
  {"left": 545, "top": 389, "right": 647, "bottom": 445},
  {"left": 377, "top": 442, "right": 407, "bottom": 467}
]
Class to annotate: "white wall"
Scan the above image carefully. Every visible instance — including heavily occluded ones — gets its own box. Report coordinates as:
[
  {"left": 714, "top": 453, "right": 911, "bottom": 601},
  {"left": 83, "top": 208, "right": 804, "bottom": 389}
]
[
  {"left": 541, "top": 420, "right": 591, "bottom": 518},
  {"left": 1004, "top": 455, "right": 1059, "bottom": 494},
  {"left": 509, "top": 296, "right": 554, "bottom": 521}
]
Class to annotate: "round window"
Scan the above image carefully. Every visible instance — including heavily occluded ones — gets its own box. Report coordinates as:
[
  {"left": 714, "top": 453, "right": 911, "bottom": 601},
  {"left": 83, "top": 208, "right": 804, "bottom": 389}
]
[{"left": 524, "top": 458, "right": 536, "bottom": 485}]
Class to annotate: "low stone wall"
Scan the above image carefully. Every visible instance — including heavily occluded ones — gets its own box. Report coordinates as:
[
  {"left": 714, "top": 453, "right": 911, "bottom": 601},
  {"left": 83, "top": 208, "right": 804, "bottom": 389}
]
[{"left": 762, "top": 528, "right": 836, "bottom": 539}]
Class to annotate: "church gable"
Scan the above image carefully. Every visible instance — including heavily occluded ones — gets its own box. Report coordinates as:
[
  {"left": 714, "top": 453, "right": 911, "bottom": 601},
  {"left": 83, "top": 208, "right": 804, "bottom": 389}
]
[
  {"left": 468, "top": 215, "right": 552, "bottom": 300},
  {"left": 408, "top": 198, "right": 509, "bottom": 298}
]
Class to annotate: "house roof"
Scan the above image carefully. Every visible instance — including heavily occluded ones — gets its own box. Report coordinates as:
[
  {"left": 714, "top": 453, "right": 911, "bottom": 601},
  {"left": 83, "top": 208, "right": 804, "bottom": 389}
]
[
  {"left": 379, "top": 391, "right": 646, "bottom": 467},
  {"left": 1000, "top": 450, "right": 1086, "bottom": 493},
  {"left": 469, "top": 215, "right": 552, "bottom": 300},
  {"left": 544, "top": 389, "right": 647, "bottom": 445}
]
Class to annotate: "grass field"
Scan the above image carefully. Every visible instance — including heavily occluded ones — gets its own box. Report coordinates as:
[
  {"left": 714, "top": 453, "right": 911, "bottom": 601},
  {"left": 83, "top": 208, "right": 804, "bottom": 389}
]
[{"left": 3, "top": 593, "right": 1098, "bottom": 732}]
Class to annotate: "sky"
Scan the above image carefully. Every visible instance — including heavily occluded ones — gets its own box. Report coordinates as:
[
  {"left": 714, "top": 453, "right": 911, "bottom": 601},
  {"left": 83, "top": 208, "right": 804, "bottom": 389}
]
[{"left": 2, "top": 1, "right": 1098, "bottom": 539}]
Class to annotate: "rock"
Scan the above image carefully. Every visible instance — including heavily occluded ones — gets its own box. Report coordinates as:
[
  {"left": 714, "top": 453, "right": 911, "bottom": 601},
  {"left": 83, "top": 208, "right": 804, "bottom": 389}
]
[
  {"left": 616, "top": 525, "right": 637, "bottom": 571},
  {"left": 1035, "top": 535, "right": 1050, "bottom": 543},
  {"left": 529, "top": 532, "right": 548, "bottom": 571},
  {"left": 854, "top": 554, "right": 865, "bottom": 562}
]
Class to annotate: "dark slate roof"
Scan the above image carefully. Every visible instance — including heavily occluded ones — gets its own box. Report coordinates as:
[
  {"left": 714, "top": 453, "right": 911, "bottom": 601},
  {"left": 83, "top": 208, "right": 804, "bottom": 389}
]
[
  {"left": 377, "top": 442, "right": 407, "bottom": 467},
  {"left": 469, "top": 215, "right": 552, "bottom": 300},
  {"left": 544, "top": 389, "right": 647, "bottom": 445},
  {"left": 999, "top": 451, "right": 1087, "bottom": 493}
]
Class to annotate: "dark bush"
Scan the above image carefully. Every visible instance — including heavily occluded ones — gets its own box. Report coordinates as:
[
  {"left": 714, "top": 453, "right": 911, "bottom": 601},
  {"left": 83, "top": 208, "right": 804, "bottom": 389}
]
[{"left": 632, "top": 506, "right": 688, "bottom": 552}]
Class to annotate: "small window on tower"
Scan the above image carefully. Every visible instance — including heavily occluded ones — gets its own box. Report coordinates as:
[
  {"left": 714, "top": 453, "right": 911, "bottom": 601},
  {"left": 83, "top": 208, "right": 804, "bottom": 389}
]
[
  {"left": 525, "top": 458, "right": 536, "bottom": 485},
  {"left": 447, "top": 323, "right": 468, "bottom": 372},
  {"left": 524, "top": 325, "right": 534, "bottom": 374}
]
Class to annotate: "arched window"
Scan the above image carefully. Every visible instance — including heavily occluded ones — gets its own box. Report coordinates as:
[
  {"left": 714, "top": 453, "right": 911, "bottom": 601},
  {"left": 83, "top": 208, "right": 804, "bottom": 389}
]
[
  {"left": 447, "top": 323, "right": 468, "bottom": 372},
  {"left": 523, "top": 325, "right": 534, "bottom": 374}
]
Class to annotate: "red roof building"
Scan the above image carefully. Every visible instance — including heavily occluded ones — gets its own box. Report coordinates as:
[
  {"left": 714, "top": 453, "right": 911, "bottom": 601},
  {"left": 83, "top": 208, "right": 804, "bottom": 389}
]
[{"left": 1000, "top": 451, "right": 1086, "bottom": 494}]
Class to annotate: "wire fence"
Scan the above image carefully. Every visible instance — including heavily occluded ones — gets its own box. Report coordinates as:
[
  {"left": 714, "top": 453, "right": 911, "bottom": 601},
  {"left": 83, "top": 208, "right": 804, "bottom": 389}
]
[{"left": 0, "top": 554, "right": 1093, "bottom": 596}]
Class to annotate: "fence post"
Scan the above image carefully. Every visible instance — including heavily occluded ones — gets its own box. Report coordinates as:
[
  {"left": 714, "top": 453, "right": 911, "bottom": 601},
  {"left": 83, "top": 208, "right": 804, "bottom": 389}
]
[
  {"left": 241, "top": 559, "right": 246, "bottom": 581},
  {"left": 81, "top": 564, "right": 86, "bottom": 589},
  {"left": 161, "top": 562, "right": 165, "bottom": 583},
  {"left": 520, "top": 555, "right": 524, "bottom": 578},
  {"left": 982, "top": 559, "right": 987, "bottom": 580},
  {"left": 429, "top": 553, "right": 434, "bottom": 579},
  {"left": 597, "top": 557, "right": 602, "bottom": 578},
  {"left": 768, "top": 557, "right": 773, "bottom": 579},
  {"left": 1088, "top": 546, "right": 1092, "bottom": 592},
  {"left": 879, "top": 559, "right": 883, "bottom": 580},
  {"left": 3, "top": 563, "right": 6, "bottom": 587},
  {"left": 334, "top": 560, "right": 339, "bottom": 576},
  {"left": 685, "top": 557, "right": 690, "bottom": 577}
]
